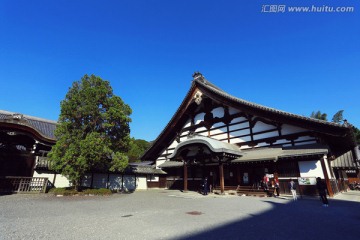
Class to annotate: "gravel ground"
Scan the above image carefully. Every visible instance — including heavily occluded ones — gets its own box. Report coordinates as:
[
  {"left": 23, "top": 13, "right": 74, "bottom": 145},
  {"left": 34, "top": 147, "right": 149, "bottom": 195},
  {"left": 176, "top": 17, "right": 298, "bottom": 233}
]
[{"left": 1, "top": 190, "right": 360, "bottom": 240}]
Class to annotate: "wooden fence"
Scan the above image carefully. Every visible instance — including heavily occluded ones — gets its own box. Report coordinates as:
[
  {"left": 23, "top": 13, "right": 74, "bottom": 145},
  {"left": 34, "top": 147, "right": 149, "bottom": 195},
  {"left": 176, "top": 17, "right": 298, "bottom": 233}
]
[{"left": 0, "top": 176, "right": 48, "bottom": 193}]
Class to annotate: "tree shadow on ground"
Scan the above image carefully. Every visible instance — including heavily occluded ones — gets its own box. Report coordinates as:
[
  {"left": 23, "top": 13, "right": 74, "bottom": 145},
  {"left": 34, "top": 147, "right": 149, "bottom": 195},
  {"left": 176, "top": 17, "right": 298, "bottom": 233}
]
[{"left": 177, "top": 197, "right": 360, "bottom": 240}]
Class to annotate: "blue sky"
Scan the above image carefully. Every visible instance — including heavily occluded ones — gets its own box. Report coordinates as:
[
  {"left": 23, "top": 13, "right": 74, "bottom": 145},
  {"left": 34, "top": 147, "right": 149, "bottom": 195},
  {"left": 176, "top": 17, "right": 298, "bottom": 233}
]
[{"left": 1, "top": 0, "right": 359, "bottom": 141}]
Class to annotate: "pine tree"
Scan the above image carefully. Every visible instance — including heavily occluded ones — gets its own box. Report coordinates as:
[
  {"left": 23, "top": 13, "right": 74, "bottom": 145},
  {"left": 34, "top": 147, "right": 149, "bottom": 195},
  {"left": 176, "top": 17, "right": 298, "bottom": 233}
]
[{"left": 48, "top": 74, "right": 132, "bottom": 190}]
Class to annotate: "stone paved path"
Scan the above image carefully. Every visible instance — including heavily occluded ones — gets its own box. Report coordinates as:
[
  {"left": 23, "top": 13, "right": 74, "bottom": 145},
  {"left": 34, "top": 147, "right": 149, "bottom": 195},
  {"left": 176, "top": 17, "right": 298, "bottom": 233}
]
[{"left": 1, "top": 190, "right": 360, "bottom": 240}]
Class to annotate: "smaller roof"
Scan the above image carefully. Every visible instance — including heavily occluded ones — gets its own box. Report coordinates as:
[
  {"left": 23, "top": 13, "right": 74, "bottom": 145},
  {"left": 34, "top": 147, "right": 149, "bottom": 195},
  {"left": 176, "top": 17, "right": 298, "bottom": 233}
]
[
  {"left": 168, "top": 135, "right": 242, "bottom": 160},
  {"left": 132, "top": 166, "right": 167, "bottom": 175},
  {"left": 232, "top": 144, "right": 329, "bottom": 163},
  {"left": 331, "top": 150, "right": 359, "bottom": 169},
  {"left": 158, "top": 161, "right": 183, "bottom": 168}
]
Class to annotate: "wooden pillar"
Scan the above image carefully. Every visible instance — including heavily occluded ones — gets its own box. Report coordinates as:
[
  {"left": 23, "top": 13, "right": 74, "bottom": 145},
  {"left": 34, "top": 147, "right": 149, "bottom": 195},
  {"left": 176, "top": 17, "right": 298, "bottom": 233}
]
[
  {"left": 219, "top": 162, "right": 224, "bottom": 194},
  {"left": 320, "top": 155, "right": 334, "bottom": 197},
  {"left": 183, "top": 161, "right": 188, "bottom": 192}
]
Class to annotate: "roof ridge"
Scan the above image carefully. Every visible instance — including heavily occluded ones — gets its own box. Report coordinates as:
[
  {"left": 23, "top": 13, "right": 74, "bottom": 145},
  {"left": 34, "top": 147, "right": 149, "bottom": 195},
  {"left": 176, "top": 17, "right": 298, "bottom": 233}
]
[
  {"left": 0, "top": 110, "right": 57, "bottom": 125},
  {"left": 194, "top": 76, "right": 347, "bottom": 128}
]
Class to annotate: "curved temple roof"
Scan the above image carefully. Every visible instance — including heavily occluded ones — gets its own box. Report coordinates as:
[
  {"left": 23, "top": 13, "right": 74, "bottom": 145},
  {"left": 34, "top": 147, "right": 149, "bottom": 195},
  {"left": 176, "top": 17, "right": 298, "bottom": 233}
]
[
  {"left": 168, "top": 135, "right": 243, "bottom": 160},
  {"left": 0, "top": 110, "right": 57, "bottom": 142},
  {"left": 142, "top": 73, "right": 355, "bottom": 161}
]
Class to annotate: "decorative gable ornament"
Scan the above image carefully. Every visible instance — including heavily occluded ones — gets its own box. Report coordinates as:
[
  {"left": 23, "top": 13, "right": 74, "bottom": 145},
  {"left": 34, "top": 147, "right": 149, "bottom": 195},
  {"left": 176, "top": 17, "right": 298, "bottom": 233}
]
[{"left": 193, "top": 91, "right": 203, "bottom": 105}]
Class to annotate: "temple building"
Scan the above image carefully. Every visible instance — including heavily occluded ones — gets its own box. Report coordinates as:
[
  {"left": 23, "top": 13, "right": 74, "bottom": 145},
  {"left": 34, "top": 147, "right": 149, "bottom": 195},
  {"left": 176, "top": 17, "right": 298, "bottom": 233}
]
[
  {"left": 0, "top": 110, "right": 164, "bottom": 193},
  {"left": 141, "top": 73, "right": 359, "bottom": 196}
]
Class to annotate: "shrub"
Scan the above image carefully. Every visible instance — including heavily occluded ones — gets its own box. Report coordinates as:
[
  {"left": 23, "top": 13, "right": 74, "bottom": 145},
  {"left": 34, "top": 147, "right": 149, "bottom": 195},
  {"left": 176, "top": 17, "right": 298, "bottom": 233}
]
[{"left": 48, "top": 187, "right": 112, "bottom": 196}]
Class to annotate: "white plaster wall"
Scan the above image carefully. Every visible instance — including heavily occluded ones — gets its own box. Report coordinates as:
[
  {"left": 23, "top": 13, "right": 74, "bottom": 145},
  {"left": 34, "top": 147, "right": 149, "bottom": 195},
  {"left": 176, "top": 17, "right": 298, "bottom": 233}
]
[
  {"left": 229, "top": 107, "right": 240, "bottom": 115},
  {"left": 169, "top": 140, "right": 179, "bottom": 148},
  {"left": 229, "top": 129, "right": 250, "bottom": 138},
  {"left": 211, "top": 107, "right": 224, "bottom": 118},
  {"left": 298, "top": 160, "right": 324, "bottom": 179},
  {"left": 195, "top": 127, "right": 208, "bottom": 135},
  {"left": 253, "top": 130, "right": 279, "bottom": 140},
  {"left": 156, "top": 159, "right": 166, "bottom": 168},
  {"left": 136, "top": 176, "right": 147, "bottom": 190},
  {"left": 194, "top": 112, "right": 205, "bottom": 124},
  {"left": 211, "top": 133, "right": 228, "bottom": 141},
  {"left": 281, "top": 124, "right": 307, "bottom": 135},
  {"left": 212, "top": 122, "right": 225, "bottom": 128},
  {"left": 53, "top": 174, "right": 71, "bottom": 188},
  {"left": 252, "top": 121, "right": 276, "bottom": 133},
  {"left": 230, "top": 117, "right": 248, "bottom": 125},
  {"left": 183, "top": 119, "right": 191, "bottom": 128},
  {"left": 229, "top": 138, "right": 243, "bottom": 144},
  {"left": 210, "top": 127, "right": 227, "bottom": 135}
]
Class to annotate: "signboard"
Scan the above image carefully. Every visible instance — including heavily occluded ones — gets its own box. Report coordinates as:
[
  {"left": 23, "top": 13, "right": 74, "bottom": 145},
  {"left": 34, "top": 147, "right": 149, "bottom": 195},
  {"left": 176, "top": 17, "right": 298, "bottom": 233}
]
[
  {"left": 266, "top": 174, "right": 274, "bottom": 178},
  {"left": 298, "top": 177, "right": 317, "bottom": 185}
]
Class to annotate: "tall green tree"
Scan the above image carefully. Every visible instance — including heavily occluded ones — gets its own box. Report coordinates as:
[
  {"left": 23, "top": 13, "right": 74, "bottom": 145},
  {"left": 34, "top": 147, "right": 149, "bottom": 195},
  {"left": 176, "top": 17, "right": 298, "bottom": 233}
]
[
  {"left": 127, "top": 138, "right": 150, "bottom": 162},
  {"left": 353, "top": 126, "right": 360, "bottom": 144},
  {"left": 48, "top": 74, "right": 132, "bottom": 189},
  {"left": 310, "top": 111, "right": 328, "bottom": 121},
  {"left": 332, "top": 110, "right": 344, "bottom": 123}
]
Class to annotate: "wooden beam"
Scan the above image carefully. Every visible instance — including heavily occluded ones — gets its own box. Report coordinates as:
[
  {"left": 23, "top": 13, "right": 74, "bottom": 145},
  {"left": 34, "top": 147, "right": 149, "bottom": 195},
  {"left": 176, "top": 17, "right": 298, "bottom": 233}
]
[
  {"left": 320, "top": 155, "right": 334, "bottom": 197},
  {"left": 219, "top": 162, "right": 224, "bottom": 194},
  {"left": 183, "top": 161, "right": 188, "bottom": 192}
]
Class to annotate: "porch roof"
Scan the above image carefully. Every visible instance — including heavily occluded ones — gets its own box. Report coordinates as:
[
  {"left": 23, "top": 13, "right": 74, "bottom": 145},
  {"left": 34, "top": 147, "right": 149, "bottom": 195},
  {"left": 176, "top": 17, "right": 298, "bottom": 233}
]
[
  {"left": 168, "top": 135, "right": 243, "bottom": 160},
  {"left": 331, "top": 150, "right": 359, "bottom": 169},
  {"left": 232, "top": 144, "right": 329, "bottom": 163},
  {"left": 158, "top": 161, "right": 183, "bottom": 168}
]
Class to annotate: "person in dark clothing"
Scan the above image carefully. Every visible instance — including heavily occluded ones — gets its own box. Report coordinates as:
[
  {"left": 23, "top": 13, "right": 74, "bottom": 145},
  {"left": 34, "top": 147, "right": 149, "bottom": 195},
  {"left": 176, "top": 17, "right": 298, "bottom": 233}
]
[
  {"left": 203, "top": 177, "right": 208, "bottom": 195},
  {"left": 316, "top": 177, "right": 329, "bottom": 207},
  {"left": 274, "top": 176, "right": 280, "bottom": 197}
]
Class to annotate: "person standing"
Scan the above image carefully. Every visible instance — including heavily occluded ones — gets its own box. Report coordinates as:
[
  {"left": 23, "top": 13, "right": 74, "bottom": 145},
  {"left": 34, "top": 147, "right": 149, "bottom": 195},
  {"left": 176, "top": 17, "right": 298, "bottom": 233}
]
[
  {"left": 288, "top": 179, "right": 297, "bottom": 201},
  {"left": 263, "top": 175, "right": 269, "bottom": 191},
  {"left": 316, "top": 177, "right": 329, "bottom": 207},
  {"left": 274, "top": 176, "right": 280, "bottom": 197},
  {"left": 203, "top": 177, "right": 208, "bottom": 195}
]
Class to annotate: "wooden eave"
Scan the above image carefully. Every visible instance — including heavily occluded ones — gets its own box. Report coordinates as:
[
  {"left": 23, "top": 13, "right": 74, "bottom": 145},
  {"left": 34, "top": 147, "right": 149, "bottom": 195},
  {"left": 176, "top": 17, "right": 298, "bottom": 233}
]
[{"left": 0, "top": 121, "right": 56, "bottom": 145}]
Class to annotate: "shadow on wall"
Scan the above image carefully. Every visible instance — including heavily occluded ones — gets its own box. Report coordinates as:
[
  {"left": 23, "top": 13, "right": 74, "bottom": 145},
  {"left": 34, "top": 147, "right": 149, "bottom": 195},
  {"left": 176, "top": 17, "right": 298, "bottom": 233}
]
[{"left": 177, "top": 195, "right": 360, "bottom": 240}]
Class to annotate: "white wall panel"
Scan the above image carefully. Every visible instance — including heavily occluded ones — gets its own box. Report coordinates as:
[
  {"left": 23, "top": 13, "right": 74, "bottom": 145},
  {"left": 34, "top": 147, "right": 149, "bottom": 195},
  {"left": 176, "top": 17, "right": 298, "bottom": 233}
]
[
  {"left": 253, "top": 121, "right": 276, "bottom": 133},
  {"left": 54, "top": 174, "right": 71, "bottom": 188},
  {"left": 211, "top": 133, "right": 228, "bottom": 140},
  {"left": 229, "top": 129, "right": 250, "bottom": 138},
  {"left": 299, "top": 160, "right": 324, "bottom": 178},
  {"left": 229, "top": 122, "right": 249, "bottom": 131},
  {"left": 229, "top": 107, "right": 240, "bottom": 115},
  {"left": 136, "top": 176, "right": 147, "bottom": 190},
  {"left": 282, "top": 124, "right": 307, "bottom": 135},
  {"left": 230, "top": 117, "right": 248, "bottom": 124},
  {"left": 212, "top": 107, "right": 224, "bottom": 118},
  {"left": 210, "top": 127, "right": 227, "bottom": 135},
  {"left": 253, "top": 131, "right": 279, "bottom": 140},
  {"left": 194, "top": 112, "right": 205, "bottom": 124}
]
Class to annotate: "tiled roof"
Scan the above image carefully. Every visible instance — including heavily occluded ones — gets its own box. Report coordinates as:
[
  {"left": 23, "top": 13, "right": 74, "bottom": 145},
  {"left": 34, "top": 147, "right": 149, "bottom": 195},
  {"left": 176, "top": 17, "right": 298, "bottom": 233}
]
[
  {"left": 194, "top": 76, "right": 347, "bottom": 128},
  {"left": 158, "top": 161, "right": 183, "bottom": 168},
  {"left": 331, "top": 150, "right": 359, "bottom": 169},
  {"left": 142, "top": 73, "right": 354, "bottom": 161},
  {"left": 232, "top": 144, "right": 328, "bottom": 163},
  {"left": 0, "top": 110, "right": 57, "bottom": 140}
]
